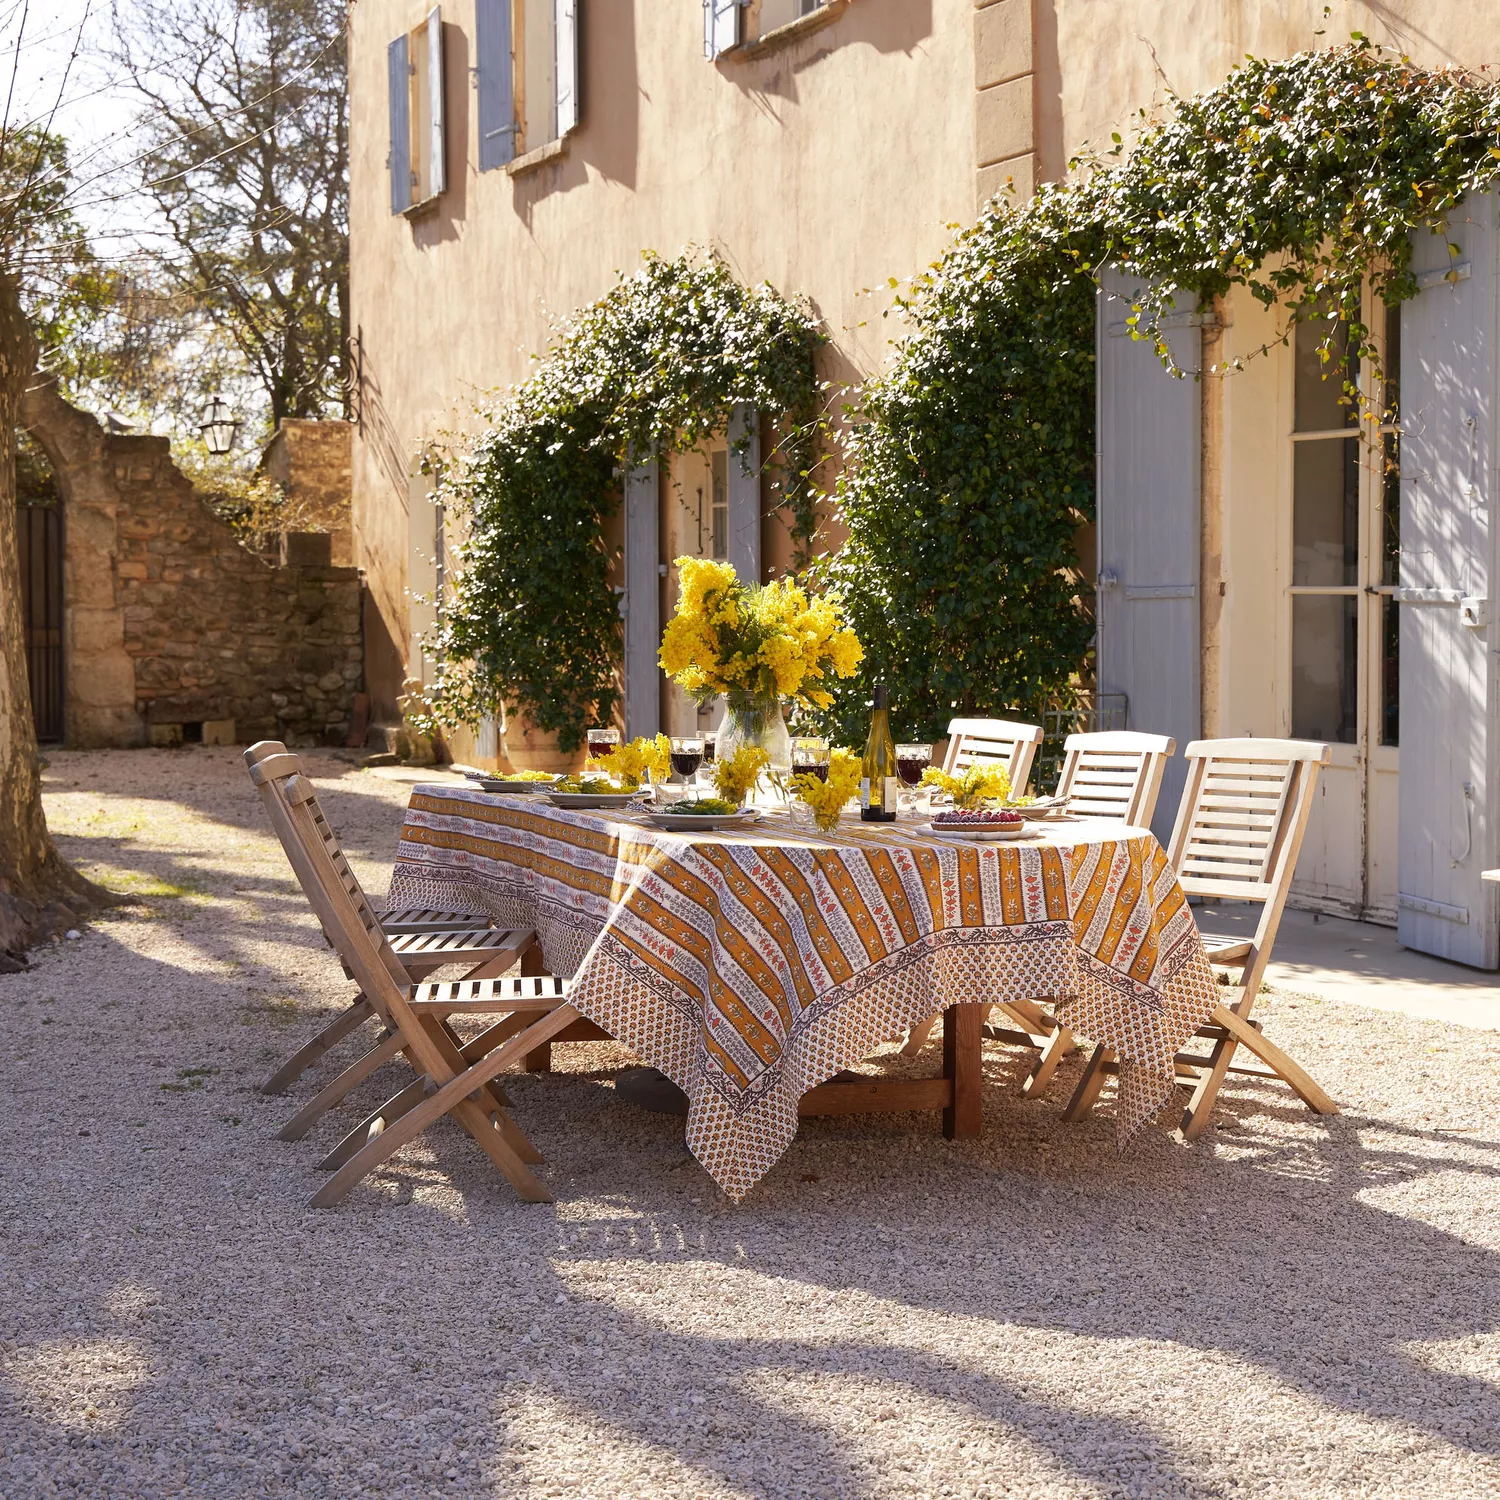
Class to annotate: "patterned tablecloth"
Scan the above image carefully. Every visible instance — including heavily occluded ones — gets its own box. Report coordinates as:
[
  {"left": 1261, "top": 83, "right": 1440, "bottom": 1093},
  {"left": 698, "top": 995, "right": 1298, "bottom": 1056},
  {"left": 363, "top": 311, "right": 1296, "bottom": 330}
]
[{"left": 387, "top": 787, "right": 1220, "bottom": 1199}]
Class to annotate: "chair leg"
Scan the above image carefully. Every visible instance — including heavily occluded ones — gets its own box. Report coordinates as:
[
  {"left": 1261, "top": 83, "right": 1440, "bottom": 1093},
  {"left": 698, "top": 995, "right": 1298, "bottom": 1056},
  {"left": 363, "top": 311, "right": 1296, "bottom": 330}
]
[
  {"left": 1181, "top": 1003, "right": 1338, "bottom": 1139},
  {"left": 278, "top": 1030, "right": 403, "bottom": 1141},
  {"left": 1021, "top": 1024, "right": 1074, "bottom": 1100},
  {"left": 1062, "top": 1044, "right": 1113, "bottom": 1122},
  {"left": 310, "top": 1006, "right": 581, "bottom": 1208},
  {"left": 901, "top": 1016, "right": 939, "bottom": 1057},
  {"left": 260, "top": 997, "right": 374, "bottom": 1095}
]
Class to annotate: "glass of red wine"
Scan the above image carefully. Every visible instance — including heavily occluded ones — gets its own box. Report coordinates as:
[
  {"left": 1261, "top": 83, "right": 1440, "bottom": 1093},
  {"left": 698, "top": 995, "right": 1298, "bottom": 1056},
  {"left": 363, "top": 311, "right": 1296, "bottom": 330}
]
[
  {"left": 669, "top": 736, "right": 704, "bottom": 787},
  {"left": 791, "top": 736, "right": 831, "bottom": 783},
  {"left": 896, "top": 743, "right": 932, "bottom": 813},
  {"left": 587, "top": 726, "right": 621, "bottom": 774}
]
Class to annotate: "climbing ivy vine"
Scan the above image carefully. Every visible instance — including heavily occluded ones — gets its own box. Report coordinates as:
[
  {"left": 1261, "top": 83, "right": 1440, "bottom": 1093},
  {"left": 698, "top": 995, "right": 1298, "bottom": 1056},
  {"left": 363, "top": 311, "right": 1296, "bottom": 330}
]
[
  {"left": 818, "top": 40, "right": 1500, "bottom": 742},
  {"left": 421, "top": 250, "right": 823, "bottom": 751}
]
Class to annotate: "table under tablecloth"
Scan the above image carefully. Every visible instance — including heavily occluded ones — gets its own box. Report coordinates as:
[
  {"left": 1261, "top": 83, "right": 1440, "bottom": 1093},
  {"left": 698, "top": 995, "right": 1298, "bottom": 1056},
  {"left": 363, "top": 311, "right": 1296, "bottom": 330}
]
[{"left": 387, "top": 787, "right": 1219, "bottom": 1198}]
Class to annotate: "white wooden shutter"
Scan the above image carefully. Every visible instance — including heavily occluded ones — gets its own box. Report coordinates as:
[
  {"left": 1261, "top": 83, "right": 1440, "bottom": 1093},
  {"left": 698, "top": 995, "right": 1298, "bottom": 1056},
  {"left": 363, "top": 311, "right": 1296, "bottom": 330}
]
[
  {"left": 624, "top": 459, "right": 661, "bottom": 739},
  {"left": 554, "top": 0, "right": 579, "bottom": 137},
  {"left": 475, "top": 0, "right": 516, "bottom": 170},
  {"left": 1095, "top": 267, "right": 1202, "bottom": 843},
  {"left": 704, "top": 0, "right": 740, "bottom": 59},
  {"left": 1396, "top": 192, "right": 1499, "bottom": 967},
  {"left": 727, "top": 403, "right": 760, "bottom": 585},
  {"left": 387, "top": 35, "right": 412, "bottom": 213},
  {"left": 425, "top": 8, "right": 446, "bottom": 197}
]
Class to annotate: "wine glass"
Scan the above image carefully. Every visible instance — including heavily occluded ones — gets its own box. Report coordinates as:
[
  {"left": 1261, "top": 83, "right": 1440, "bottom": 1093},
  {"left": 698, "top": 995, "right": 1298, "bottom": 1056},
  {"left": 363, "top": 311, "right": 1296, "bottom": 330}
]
[
  {"left": 896, "top": 742, "right": 932, "bottom": 814},
  {"left": 697, "top": 730, "right": 718, "bottom": 788},
  {"left": 669, "top": 735, "right": 704, "bottom": 788},
  {"left": 791, "top": 736, "right": 830, "bottom": 783},
  {"left": 587, "top": 726, "right": 620, "bottom": 775}
]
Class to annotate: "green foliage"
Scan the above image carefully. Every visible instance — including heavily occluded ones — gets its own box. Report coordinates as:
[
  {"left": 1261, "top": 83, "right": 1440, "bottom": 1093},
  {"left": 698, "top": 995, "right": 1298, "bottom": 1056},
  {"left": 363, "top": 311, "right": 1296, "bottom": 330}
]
[
  {"left": 422, "top": 250, "right": 824, "bottom": 751},
  {"left": 817, "top": 40, "right": 1500, "bottom": 742}
]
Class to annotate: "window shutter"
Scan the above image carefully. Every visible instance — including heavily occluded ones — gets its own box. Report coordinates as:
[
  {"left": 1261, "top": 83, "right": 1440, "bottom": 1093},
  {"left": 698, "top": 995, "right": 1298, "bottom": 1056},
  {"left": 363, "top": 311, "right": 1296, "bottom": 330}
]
[
  {"left": 623, "top": 459, "right": 661, "bottom": 739},
  {"left": 1396, "top": 191, "right": 1499, "bottom": 967},
  {"left": 1094, "top": 267, "right": 1203, "bottom": 843},
  {"left": 475, "top": 0, "right": 516, "bottom": 171},
  {"left": 704, "top": 0, "right": 740, "bottom": 59},
  {"left": 726, "top": 404, "right": 760, "bottom": 585},
  {"left": 554, "top": 0, "right": 579, "bottom": 137},
  {"left": 387, "top": 34, "right": 412, "bottom": 213},
  {"left": 425, "top": 8, "right": 446, "bottom": 198}
]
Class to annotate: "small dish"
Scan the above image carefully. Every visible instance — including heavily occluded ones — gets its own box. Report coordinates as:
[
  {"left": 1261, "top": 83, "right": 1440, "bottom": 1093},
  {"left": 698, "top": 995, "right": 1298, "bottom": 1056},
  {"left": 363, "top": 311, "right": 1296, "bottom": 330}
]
[
  {"left": 546, "top": 792, "right": 643, "bottom": 810},
  {"left": 644, "top": 810, "right": 762, "bottom": 832},
  {"left": 921, "top": 821, "right": 1029, "bottom": 842},
  {"left": 466, "top": 776, "right": 555, "bottom": 794}
]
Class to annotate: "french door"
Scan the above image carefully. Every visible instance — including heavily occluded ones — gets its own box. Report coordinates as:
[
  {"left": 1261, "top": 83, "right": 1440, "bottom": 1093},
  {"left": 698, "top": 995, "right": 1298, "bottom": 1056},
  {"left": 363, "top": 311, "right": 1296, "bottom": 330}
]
[{"left": 1288, "top": 300, "right": 1401, "bottom": 922}]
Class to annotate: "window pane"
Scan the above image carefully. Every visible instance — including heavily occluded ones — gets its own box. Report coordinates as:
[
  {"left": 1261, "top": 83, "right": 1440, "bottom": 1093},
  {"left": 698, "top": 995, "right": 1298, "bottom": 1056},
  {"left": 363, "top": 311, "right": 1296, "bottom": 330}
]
[
  {"left": 1383, "top": 302, "right": 1400, "bottom": 424},
  {"left": 1380, "top": 597, "right": 1399, "bottom": 747},
  {"left": 1292, "top": 594, "right": 1358, "bottom": 744},
  {"left": 1294, "top": 312, "right": 1357, "bottom": 432},
  {"left": 1293, "top": 437, "right": 1358, "bottom": 585},
  {"left": 711, "top": 450, "right": 728, "bottom": 561},
  {"left": 1381, "top": 431, "right": 1400, "bottom": 586}
]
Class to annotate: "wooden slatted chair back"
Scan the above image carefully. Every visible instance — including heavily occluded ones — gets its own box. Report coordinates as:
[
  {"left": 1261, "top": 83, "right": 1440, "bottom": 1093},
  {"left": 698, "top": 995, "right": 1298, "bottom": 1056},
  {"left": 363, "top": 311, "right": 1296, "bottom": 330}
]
[
  {"left": 244, "top": 741, "right": 408, "bottom": 990},
  {"left": 1166, "top": 737, "right": 1330, "bottom": 999},
  {"left": 941, "top": 717, "right": 1046, "bottom": 799},
  {"left": 1056, "top": 731, "right": 1175, "bottom": 825}
]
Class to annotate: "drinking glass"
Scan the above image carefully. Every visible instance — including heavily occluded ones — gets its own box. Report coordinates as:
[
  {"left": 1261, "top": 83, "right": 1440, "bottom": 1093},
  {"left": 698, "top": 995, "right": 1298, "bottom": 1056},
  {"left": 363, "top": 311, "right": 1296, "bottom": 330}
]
[
  {"left": 587, "top": 726, "right": 620, "bottom": 771},
  {"left": 896, "top": 742, "right": 932, "bottom": 813},
  {"left": 790, "top": 736, "right": 830, "bottom": 783},
  {"left": 669, "top": 735, "right": 704, "bottom": 786}
]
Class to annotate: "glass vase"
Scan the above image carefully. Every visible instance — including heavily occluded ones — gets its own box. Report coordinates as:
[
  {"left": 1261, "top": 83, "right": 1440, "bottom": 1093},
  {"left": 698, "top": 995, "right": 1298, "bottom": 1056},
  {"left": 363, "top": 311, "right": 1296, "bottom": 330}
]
[{"left": 717, "top": 692, "right": 793, "bottom": 784}]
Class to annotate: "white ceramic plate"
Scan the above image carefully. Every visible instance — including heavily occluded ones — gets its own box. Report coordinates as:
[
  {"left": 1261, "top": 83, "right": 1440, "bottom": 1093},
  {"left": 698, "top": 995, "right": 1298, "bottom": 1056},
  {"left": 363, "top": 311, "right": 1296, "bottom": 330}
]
[
  {"left": 546, "top": 792, "right": 642, "bottom": 809},
  {"left": 921, "top": 821, "right": 1029, "bottom": 842},
  {"left": 644, "top": 811, "right": 762, "bottom": 832},
  {"left": 466, "top": 776, "right": 555, "bottom": 794}
]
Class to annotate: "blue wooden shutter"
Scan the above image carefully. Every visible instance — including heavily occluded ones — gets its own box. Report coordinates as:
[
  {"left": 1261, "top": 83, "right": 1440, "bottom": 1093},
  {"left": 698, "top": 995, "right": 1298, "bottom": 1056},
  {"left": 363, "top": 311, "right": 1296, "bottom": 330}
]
[
  {"left": 1095, "top": 267, "right": 1202, "bottom": 842},
  {"left": 624, "top": 459, "right": 661, "bottom": 739},
  {"left": 726, "top": 404, "right": 759, "bottom": 585},
  {"left": 475, "top": 0, "right": 515, "bottom": 171},
  {"left": 555, "top": 0, "right": 579, "bottom": 137},
  {"left": 425, "top": 9, "right": 446, "bottom": 197},
  {"left": 704, "top": 0, "right": 740, "bottom": 59},
  {"left": 1396, "top": 192, "right": 1499, "bottom": 967},
  {"left": 387, "top": 34, "right": 412, "bottom": 213}
]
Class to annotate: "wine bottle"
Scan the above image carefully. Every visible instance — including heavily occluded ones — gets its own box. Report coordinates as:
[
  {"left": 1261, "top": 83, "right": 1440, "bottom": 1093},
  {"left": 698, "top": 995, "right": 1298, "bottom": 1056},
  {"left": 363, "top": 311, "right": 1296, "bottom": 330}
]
[{"left": 860, "top": 683, "right": 899, "bottom": 823}]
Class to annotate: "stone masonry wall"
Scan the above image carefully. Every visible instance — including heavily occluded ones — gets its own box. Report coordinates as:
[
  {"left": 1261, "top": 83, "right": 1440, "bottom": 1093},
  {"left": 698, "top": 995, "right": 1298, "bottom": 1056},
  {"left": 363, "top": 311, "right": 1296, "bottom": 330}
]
[
  {"left": 260, "top": 419, "right": 354, "bottom": 565},
  {"left": 111, "top": 435, "right": 363, "bottom": 746}
]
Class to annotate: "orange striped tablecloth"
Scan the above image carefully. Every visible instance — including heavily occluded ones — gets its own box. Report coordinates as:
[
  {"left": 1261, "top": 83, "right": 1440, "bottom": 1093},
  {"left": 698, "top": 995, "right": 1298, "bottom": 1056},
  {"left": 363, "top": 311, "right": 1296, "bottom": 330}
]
[{"left": 387, "top": 787, "right": 1219, "bottom": 1199}]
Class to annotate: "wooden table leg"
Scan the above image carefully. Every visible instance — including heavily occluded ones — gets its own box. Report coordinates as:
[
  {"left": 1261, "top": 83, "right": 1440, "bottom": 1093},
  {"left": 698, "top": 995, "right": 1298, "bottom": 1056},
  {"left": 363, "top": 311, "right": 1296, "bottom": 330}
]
[
  {"left": 942, "top": 1002, "right": 984, "bottom": 1140},
  {"left": 519, "top": 937, "right": 552, "bottom": 1073}
]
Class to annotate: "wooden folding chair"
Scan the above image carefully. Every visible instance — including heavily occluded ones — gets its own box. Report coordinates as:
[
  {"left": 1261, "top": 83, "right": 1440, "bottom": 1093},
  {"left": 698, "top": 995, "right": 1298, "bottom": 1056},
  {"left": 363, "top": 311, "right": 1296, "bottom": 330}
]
[
  {"left": 1009, "top": 731, "right": 1176, "bottom": 1097},
  {"left": 941, "top": 716, "right": 1046, "bottom": 799},
  {"left": 1055, "top": 730, "right": 1175, "bottom": 825},
  {"left": 250, "top": 751, "right": 585, "bottom": 1206},
  {"left": 898, "top": 716, "right": 1048, "bottom": 1058},
  {"left": 245, "top": 741, "right": 536, "bottom": 1101},
  {"left": 1060, "top": 738, "right": 1339, "bottom": 1137}
]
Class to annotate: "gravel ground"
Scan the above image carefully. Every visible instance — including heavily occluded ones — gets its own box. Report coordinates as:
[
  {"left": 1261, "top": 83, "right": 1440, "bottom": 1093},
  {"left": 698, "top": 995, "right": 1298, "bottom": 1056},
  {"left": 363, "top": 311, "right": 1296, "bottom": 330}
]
[{"left": 2, "top": 747, "right": 1499, "bottom": 1499}]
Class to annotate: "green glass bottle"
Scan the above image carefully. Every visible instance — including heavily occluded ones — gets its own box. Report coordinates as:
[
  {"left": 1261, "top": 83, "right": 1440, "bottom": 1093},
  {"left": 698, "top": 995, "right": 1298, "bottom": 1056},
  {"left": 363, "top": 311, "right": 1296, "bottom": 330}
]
[{"left": 860, "top": 683, "right": 899, "bottom": 823}]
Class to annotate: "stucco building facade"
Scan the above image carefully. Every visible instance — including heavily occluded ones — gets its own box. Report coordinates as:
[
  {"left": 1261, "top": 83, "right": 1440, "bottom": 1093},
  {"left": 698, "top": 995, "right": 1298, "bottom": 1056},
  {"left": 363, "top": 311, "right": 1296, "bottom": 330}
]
[{"left": 348, "top": 0, "right": 1499, "bottom": 957}]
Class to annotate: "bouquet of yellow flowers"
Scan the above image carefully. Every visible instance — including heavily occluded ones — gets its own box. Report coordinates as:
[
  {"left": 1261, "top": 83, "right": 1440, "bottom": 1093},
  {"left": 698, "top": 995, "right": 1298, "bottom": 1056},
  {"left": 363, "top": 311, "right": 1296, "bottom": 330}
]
[
  {"left": 659, "top": 558, "right": 864, "bottom": 710},
  {"left": 789, "top": 748, "right": 862, "bottom": 833},
  {"left": 920, "top": 763, "right": 1030, "bottom": 809},
  {"left": 593, "top": 734, "right": 670, "bottom": 791},
  {"left": 713, "top": 744, "right": 770, "bottom": 808}
]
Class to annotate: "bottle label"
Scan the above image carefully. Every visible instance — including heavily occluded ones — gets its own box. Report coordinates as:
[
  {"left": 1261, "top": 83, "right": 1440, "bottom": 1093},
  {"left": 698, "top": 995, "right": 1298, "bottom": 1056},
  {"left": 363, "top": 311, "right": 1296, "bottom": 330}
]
[
  {"left": 884, "top": 775, "right": 900, "bottom": 810},
  {"left": 859, "top": 777, "right": 871, "bottom": 809}
]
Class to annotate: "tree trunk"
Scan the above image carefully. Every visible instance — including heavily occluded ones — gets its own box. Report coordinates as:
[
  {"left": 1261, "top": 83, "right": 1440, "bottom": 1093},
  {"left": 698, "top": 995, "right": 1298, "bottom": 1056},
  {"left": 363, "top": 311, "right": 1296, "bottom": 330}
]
[{"left": 0, "top": 269, "right": 110, "bottom": 971}]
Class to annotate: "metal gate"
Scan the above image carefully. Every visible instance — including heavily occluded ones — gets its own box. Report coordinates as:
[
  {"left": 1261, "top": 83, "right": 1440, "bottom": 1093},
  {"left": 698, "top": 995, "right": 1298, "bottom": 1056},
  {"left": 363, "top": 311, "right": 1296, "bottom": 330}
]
[{"left": 17, "top": 499, "right": 64, "bottom": 743}]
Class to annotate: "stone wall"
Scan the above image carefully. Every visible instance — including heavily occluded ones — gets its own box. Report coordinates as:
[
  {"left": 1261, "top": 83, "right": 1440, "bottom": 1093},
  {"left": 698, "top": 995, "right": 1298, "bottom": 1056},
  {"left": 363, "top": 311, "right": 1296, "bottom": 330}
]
[
  {"left": 22, "top": 382, "right": 365, "bottom": 749},
  {"left": 260, "top": 419, "right": 354, "bottom": 565}
]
